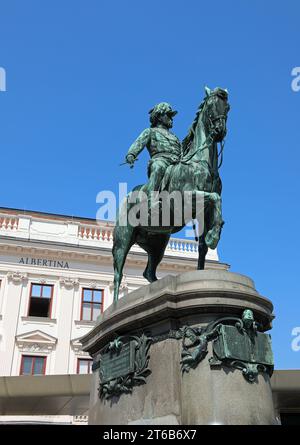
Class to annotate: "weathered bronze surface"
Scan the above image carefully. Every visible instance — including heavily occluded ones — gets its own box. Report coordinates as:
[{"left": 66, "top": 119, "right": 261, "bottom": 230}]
[
  {"left": 180, "top": 309, "right": 274, "bottom": 383},
  {"left": 94, "top": 308, "right": 273, "bottom": 401},
  {"left": 213, "top": 325, "right": 273, "bottom": 365},
  {"left": 113, "top": 87, "right": 230, "bottom": 301},
  {"left": 99, "top": 334, "right": 152, "bottom": 400},
  {"left": 126, "top": 102, "right": 181, "bottom": 193},
  {"left": 100, "top": 341, "right": 135, "bottom": 383}
]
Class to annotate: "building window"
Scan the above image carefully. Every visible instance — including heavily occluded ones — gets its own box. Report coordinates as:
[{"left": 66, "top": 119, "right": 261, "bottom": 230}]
[
  {"left": 20, "top": 355, "right": 46, "bottom": 375},
  {"left": 28, "top": 283, "right": 53, "bottom": 318},
  {"left": 81, "top": 288, "right": 103, "bottom": 321},
  {"left": 77, "top": 358, "right": 92, "bottom": 374}
]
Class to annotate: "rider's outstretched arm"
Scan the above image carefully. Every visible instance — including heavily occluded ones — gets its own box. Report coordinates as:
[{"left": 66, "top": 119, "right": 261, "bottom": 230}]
[{"left": 125, "top": 128, "right": 151, "bottom": 163}]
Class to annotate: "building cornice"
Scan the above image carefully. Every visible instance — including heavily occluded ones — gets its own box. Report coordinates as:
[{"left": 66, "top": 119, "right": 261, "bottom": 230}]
[
  {"left": 0, "top": 207, "right": 114, "bottom": 226},
  {"left": 0, "top": 209, "right": 224, "bottom": 266},
  {"left": 0, "top": 239, "right": 229, "bottom": 272}
]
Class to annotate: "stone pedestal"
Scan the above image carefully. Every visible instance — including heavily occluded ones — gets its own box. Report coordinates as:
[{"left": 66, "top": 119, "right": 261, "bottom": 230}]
[{"left": 81, "top": 270, "right": 277, "bottom": 425}]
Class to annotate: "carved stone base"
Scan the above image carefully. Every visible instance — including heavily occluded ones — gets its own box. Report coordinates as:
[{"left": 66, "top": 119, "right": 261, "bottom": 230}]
[{"left": 81, "top": 270, "right": 278, "bottom": 425}]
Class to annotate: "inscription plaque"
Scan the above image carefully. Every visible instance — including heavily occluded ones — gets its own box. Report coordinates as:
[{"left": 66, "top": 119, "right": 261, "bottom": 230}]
[
  {"left": 98, "top": 334, "right": 152, "bottom": 400},
  {"left": 213, "top": 325, "right": 274, "bottom": 366},
  {"left": 100, "top": 341, "right": 135, "bottom": 383},
  {"left": 179, "top": 309, "right": 274, "bottom": 382}
]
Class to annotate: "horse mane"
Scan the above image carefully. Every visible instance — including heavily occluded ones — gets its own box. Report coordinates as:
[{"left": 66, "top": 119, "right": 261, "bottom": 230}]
[
  {"left": 182, "top": 88, "right": 228, "bottom": 153},
  {"left": 181, "top": 99, "right": 205, "bottom": 153}
]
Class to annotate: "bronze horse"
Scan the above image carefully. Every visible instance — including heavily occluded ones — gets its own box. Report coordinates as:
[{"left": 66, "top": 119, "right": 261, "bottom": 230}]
[{"left": 112, "top": 87, "right": 230, "bottom": 301}]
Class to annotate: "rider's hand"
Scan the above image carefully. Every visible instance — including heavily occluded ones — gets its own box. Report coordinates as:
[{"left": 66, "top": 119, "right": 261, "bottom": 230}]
[{"left": 126, "top": 154, "right": 135, "bottom": 166}]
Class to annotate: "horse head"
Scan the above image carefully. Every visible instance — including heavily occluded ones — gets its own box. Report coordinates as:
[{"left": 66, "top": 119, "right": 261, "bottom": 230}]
[
  {"left": 183, "top": 87, "right": 230, "bottom": 153},
  {"left": 202, "top": 86, "right": 230, "bottom": 142}
]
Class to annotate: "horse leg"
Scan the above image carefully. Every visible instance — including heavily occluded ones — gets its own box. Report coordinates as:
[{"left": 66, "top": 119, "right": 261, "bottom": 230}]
[
  {"left": 143, "top": 234, "right": 170, "bottom": 282},
  {"left": 197, "top": 201, "right": 217, "bottom": 269},
  {"left": 204, "top": 193, "right": 224, "bottom": 249},
  {"left": 191, "top": 191, "right": 208, "bottom": 269},
  {"left": 112, "top": 225, "right": 135, "bottom": 302},
  {"left": 197, "top": 231, "right": 208, "bottom": 270}
]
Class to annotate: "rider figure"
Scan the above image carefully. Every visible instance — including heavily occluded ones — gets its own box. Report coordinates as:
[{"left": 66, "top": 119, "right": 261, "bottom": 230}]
[{"left": 125, "top": 102, "right": 182, "bottom": 192}]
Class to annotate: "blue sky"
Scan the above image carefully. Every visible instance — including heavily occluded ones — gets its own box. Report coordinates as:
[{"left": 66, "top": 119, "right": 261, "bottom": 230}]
[{"left": 0, "top": 0, "right": 299, "bottom": 369}]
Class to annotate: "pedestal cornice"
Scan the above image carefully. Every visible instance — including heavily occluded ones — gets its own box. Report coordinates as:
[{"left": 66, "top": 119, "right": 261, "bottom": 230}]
[{"left": 81, "top": 270, "right": 274, "bottom": 355}]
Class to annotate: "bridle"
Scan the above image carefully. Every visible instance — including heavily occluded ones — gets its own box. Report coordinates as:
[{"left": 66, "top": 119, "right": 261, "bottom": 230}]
[
  {"left": 182, "top": 93, "right": 228, "bottom": 168},
  {"left": 208, "top": 114, "right": 227, "bottom": 169},
  {"left": 188, "top": 92, "right": 228, "bottom": 242}
]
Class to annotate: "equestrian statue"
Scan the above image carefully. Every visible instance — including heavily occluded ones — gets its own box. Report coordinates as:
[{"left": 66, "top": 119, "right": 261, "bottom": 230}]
[{"left": 113, "top": 87, "right": 230, "bottom": 301}]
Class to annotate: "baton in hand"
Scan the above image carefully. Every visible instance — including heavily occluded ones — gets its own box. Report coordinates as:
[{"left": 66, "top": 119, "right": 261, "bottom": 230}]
[{"left": 119, "top": 158, "right": 138, "bottom": 168}]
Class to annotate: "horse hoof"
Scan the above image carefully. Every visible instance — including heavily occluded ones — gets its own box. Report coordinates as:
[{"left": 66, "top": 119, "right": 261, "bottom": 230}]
[{"left": 143, "top": 271, "right": 158, "bottom": 283}]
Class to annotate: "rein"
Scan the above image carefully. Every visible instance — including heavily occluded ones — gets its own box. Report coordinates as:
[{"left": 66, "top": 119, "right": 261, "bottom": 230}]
[
  {"left": 181, "top": 125, "right": 226, "bottom": 169},
  {"left": 184, "top": 93, "right": 227, "bottom": 244},
  {"left": 217, "top": 139, "right": 225, "bottom": 169},
  {"left": 181, "top": 92, "right": 227, "bottom": 170}
]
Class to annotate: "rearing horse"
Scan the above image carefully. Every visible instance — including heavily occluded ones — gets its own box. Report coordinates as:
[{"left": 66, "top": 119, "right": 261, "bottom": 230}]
[{"left": 112, "top": 87, "right": 230, "bottom": 301}]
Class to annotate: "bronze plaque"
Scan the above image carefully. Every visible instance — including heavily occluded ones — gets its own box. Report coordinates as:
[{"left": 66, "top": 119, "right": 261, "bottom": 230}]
[
  {"left": 100, "top": 341, "right": 136, "bottom": 383},
  {"left": 213, "top": 325, "right": 273, "bottom": 366},
  {"left": 252, "top": 332, "right": 274, "bottom": 366}
]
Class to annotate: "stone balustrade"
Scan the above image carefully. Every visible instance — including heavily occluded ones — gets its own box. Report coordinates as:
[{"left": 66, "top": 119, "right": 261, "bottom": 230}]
[
  {"left": 78, "top": 223, "right": 199, "bottom": 256},
  {"left": 0, "top": 212, "right": 217, "bottom": 260},
  {"left": 167, "top": 238, "right": 198, "bottom": 254},
  {"left": 78, "top": 224, "right": 113, "bottom": 242},
  {"left": 0, "top": 215, "right": 19, "bottom": 231}
]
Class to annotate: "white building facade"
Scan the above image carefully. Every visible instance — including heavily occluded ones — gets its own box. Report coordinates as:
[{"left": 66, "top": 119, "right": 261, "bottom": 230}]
[{"left": 0, "top": 207, "right": 227, "bottom": 423}]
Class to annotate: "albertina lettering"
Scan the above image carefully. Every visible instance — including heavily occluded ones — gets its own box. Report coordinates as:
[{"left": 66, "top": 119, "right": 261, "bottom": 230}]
[{"left": 19, "top": 257, "right": 69, "bottom": 269}]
